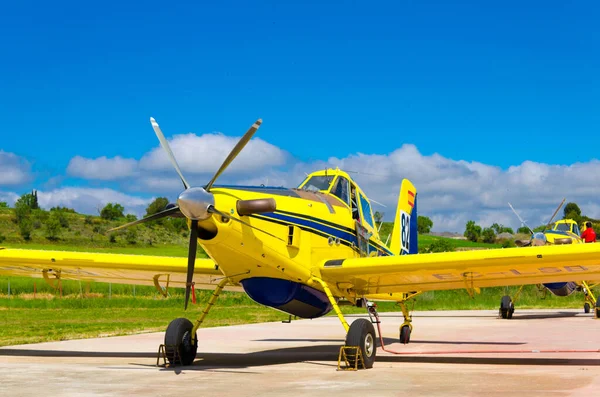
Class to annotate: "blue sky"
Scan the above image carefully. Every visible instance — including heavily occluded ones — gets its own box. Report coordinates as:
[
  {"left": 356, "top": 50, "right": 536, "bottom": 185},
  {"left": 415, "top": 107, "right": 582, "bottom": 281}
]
[{"left": 1, "top": 1, "right": 599, "bottom": 231}]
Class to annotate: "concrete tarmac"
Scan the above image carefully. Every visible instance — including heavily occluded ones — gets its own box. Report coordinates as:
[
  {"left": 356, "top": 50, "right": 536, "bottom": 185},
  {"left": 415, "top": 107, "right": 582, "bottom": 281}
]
[{"left": 1, "top": 309, "right": 600, "bottom": 396}]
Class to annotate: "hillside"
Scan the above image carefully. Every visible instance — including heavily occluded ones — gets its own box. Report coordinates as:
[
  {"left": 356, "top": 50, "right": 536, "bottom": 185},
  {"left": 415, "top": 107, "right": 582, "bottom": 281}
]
[
  {"left": 0, "top": 206, "right": 188, "bottom": 251},
  {"left": 0, "top": 208, "right": 502, "bottom": 254}
]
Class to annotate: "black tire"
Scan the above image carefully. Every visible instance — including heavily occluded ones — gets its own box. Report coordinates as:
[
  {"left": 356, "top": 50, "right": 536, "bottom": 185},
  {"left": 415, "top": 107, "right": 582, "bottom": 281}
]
[
  {"left": 164, "top": 318, "right": 197, "bottom": 366},
  {"left": 584, "top": 303, "right": 591, "bottom": 314},
  {"left": 500, "top": 295, "right": 514, "bottom": 319},
  {"left": 399, "top": 325, "right": 411, "bottom": 344},
  {"left": 345, "top": 318, "right": 376, "bottom": 369},
  {"left": 596, "top": 300, "right": 600, "bottom": 319}
]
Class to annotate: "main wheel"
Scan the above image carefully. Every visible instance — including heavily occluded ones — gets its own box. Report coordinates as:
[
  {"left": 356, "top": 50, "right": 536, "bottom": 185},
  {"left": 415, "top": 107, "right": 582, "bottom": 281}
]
[
  {"left": 500, "top": 295, "right": 514, "bottom": 319},
  {"left": 399, "top": 324, "right": 411, "bottom": 344},
  {"left": 584, "top": 303, "right": 591, "bottom": 314},
  {"left": 596, "top": 300, "right": 600, "bottom": 319},
  {"left": 345, "top": 318, "right": 376, "bottom": 369},
  {"left": 164, "top": 318, "right": 197, "bottom": 366}
]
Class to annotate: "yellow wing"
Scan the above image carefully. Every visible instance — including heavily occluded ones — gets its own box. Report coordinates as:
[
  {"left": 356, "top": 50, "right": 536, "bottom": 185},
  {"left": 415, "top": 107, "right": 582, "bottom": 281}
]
[
  {"left": 0, "top": 247, "right": 232, "bottom": 291},
  {"left": 321, "top": 243, "right": 600, "bottom": 297}
]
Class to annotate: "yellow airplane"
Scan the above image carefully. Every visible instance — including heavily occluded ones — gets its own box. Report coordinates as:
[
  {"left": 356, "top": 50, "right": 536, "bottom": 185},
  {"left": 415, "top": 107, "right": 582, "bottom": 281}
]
[
  {"left": 3, "top": 117, "right": 600, "bottom": 369},
  {"left": 504, "top": 204, "right": 597, "bottom": 318}
]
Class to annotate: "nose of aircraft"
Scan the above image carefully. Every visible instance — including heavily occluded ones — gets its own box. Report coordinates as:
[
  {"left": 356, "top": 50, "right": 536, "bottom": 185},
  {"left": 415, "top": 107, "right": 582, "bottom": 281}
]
[{"left": 177, "top": 187, "right": 215, "bottom": 220}]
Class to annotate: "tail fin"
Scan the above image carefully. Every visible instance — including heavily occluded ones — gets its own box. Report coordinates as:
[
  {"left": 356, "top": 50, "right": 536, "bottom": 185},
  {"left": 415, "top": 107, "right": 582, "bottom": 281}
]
[{"left": 389, "top": 179, "right": 418, "bottom": 255}]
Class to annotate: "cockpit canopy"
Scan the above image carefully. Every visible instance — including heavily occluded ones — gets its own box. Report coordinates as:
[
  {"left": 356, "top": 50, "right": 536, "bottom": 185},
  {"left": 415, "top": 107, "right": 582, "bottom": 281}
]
[
  {"left": 298, "top": 169, "right": 376, "bottom": 230},
  {"left": 552, "top": 220, "right": 580, "bottom": 236}
]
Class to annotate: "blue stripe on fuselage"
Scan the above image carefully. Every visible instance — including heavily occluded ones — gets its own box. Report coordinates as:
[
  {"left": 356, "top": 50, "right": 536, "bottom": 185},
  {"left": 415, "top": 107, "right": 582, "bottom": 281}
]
[{"left": 253, "top": 211, "right": 393, "bottom": 256}]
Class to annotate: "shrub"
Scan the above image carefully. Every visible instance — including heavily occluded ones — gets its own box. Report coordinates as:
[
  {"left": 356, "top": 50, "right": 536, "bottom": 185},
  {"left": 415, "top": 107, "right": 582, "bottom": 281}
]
[
  {"left": 501, "top": 239, "right": 516, "bottom": 248},
  {"left": 427, "top": 239, "right": 455, "bottom": 253},
  {"left": 125, "top": 228, "right": 138, "bottom": 245},
  {"left": 19, "top": 217, "right": 33, "bottom": 240},
  {"left": 45, "top": 214, "right": 61, "bottom": 240}
]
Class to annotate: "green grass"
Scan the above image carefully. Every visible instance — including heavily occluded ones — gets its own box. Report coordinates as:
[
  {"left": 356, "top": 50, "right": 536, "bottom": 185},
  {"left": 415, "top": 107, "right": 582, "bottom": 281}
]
[
  {"left": 1, "top": 276, "right": 597, "bottom": 347},
  {"left": 418, "top": 234, "right": 502, "bottom": 249}
]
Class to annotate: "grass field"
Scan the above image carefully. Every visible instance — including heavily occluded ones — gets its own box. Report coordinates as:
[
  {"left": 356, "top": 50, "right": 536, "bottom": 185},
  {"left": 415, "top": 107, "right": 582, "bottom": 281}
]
[{"left": 1, "top": 275, "right": 596, "bottom": 346}]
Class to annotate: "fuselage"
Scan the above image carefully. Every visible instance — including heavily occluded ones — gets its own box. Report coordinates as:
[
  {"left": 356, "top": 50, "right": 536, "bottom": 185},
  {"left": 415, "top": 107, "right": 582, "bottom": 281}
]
[{"left": 195, "top": 169, "right": 391, "bottom": 318}]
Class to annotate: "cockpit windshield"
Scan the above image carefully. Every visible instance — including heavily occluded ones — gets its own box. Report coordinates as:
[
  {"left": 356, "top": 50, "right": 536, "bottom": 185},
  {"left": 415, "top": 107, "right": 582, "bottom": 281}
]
[
  {"left": 555, "top": 223, "right": 572, "bottom": 232},
  {"left": 299, "top": 175, "right": 335, "bottom": 192}
]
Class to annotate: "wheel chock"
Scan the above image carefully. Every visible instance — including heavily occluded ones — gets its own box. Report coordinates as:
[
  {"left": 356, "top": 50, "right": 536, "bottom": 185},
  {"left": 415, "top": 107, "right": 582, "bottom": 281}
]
[
  {"left": 156, "top": 344, "right": 180, "bottom": 367},
  {"left": 337, "top": 346, "right": 366, "bottom": 371}
]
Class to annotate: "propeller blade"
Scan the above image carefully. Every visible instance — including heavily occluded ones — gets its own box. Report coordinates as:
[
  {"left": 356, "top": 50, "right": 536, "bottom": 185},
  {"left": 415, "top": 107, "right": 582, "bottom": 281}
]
[
  {"left": 542, "top": 198, "right": 566, "bottom": 232},
  {"left": 208, "top": 206, "right": 284, "bottom": 242},
  {"left": 108, "top": 206, "right": 182, "bottom": 231},
  {"left": 514, "top": 239, "right": 531, "bottom": 247},
  {"left": 185, "top": 219, "right": 199, "bottom": 310},
  {"left": 150, "top": 117, "right": 190, "bottom": 190},
  {"left": 204, "top": 119, "right": 262, "bottom": 192},
  {"left": 508, "top": 202, "right": 534, "bottom": 235}
]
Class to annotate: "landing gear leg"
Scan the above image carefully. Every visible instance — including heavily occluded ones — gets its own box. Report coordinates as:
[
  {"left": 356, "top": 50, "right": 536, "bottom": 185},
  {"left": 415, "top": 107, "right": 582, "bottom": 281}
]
[
  {"left": 581, "top": 281, "right": 597, "bottom": 317},
  {"left": 500, "top": 296, "right": 514, "bottom": 319},
  {"left": 396, "top": 292, "right": 420, "bottom": 344},
  {"left": 164, "top": 278, "right": 228, "bottom": 366},
  {"left": 310, "top": 277, "right": 376, "bottom": 368},
  {"left": 499, "top": 286, "right": 523, "bottom": 319},
  {"left": 399, "top": 301, "right": 412, "bottom": 344}
]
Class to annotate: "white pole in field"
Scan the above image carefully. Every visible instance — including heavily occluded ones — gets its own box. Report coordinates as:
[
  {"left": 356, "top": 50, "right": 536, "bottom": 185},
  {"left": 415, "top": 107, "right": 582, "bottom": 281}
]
[{"left": 109, "top": 283, "right": 112, "bottom": 299}]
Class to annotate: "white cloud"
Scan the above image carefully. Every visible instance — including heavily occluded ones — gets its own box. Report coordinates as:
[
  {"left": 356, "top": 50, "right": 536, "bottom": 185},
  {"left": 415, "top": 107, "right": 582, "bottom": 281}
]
[
  {"left": 0, "top": 151, "right": 31, "bottom": 185},
  {"left": 60, "top": 132, "right": 600, "bottom": 232},
  {"left": 67, "top": 156, "right": 137, "bottom": 180},
  {"left": 139, "top": 133, "right": 288, "bottom": 174},
  {"left": 0, "top": 191, "right": 19, "bottom": 206},
  {"left": 36, "top": 187, "right": 153, "bottom": 216}
]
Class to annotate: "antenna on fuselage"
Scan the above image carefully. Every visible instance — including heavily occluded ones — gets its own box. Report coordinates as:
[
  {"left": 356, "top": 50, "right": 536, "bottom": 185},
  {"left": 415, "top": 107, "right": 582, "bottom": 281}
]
[{"left": 508, "top": 202, "right": 534, "bottom": 235}]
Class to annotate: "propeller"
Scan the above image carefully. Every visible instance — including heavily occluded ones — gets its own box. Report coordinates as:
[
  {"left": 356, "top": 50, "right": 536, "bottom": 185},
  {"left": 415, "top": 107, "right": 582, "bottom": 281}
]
[
  {"left": 111, "top": 117, "right": 277, "bottom": 309},
  {"left": 185, "top": 220, "right": 199, "bottom": 310}
]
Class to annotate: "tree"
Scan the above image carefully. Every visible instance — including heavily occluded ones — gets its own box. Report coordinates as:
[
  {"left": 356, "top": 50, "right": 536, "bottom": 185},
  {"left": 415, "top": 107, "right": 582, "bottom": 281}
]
[
  {"left": 45, "top": 213, "right": 61, "bottom": 240},
  {"left": 373, "top": 211, "right": 384, "bottom": 224},
  {"left": 146, "top": 197, "right": 169, "bottom": 217},
  {"left": 491, "top": 223, "right": 513, "bottom": 235},
  {"left": 417, "top": 216, "right": 433, "bottom": 234},
  {"left": 100, "top": 203, "right": 125, "bottom": 220},
  {"left": 464, "top": 220, "right": 482, "bottom": 242},
  {"left": 564, "top": 210, "right": 582, "bottom": 225},
  {"left": 16, "top": 190, "right": 39, "bottom": 210},
  {"left": 563, "top": 202, "right": 581, "bottom": 218},
  {"left": 517, "top": 226, "right": 531, "bottom": 234},
  {"left": 125, "top": 214, "right": 138, "bottom": 222},
  {"left": 0, "top": 201, "right": 8, "bottom": 209},
  {"left": 481, "top": 227, "right": 496, "bottom": 243}
]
